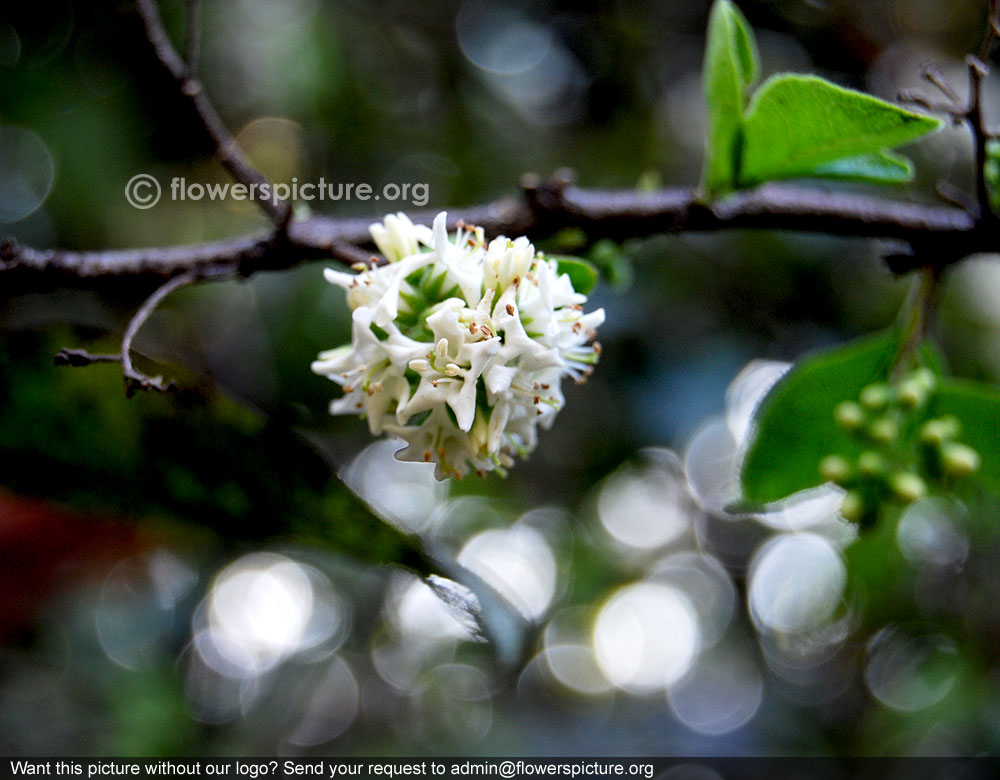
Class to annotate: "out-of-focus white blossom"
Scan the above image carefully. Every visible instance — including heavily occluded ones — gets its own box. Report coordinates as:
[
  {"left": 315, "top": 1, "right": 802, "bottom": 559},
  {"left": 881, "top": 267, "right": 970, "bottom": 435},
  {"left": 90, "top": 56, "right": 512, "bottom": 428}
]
[{"left": 312, "top": 211, "right": 604, "bottom": 479}]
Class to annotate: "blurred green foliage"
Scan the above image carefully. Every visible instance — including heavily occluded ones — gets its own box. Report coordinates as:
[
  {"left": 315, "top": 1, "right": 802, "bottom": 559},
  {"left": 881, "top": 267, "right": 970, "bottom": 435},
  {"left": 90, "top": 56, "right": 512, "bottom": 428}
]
[{"left": 0, "top": 329, "right": 427, "bottom": 571}]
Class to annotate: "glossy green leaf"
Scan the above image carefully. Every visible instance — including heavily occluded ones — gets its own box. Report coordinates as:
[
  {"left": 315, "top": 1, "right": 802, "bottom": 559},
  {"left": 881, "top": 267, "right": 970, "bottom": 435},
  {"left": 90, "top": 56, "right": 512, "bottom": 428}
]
[
  {"left": 928, "top": 380, "right": 1000, "bottom": 494},
  {"left": 554, "top": 255, "right": 599, "bottom": 295},
  {"left": 700, "top": 0, "right": 759, "bottom": 197},
  {"left": 809, "top": 149, "right": 914, "bottom": 183},
  {"left": 741, "top": 330, "right": 901, "bottom": 504},
  {"left": 740, "top": 75, "right": 941, "bottom": 186}
]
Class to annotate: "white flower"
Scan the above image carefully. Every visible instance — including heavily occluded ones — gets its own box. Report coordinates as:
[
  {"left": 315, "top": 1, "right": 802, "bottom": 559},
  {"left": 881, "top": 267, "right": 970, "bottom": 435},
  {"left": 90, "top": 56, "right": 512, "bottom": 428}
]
[
  {"left": 369, "top": 212, "right": 433, "bottom": 262},
  {"left": 312, "top": 211, "right": 605, "bottom": 479}
]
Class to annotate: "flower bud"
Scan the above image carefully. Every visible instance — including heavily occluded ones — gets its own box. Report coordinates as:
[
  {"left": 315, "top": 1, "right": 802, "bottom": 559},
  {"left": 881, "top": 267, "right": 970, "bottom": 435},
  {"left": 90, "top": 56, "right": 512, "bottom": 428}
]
[
  {"left": 910, "top": 366, "right": 936, "bottom": 391},
  {"left": 920, "top": 416, "right": 961, "bottom": 445},
  {"left": 834, "top": 401, "right": 864, "bottom": 431},
  {"left": 839, "top": 491, "right": 865, "bottom": 523},
  {"left": 890, "top": 471, "right": 927, "bottom": 503},
  {"left": 860, "top": 383, "right": 891, "bottom": 411},
  {"left": 820, "top": 455, "right": 851, "bottom": 485},
  {"left": 942, "top": 442, "right": 981, "bottom": 476},
  {"left": 857, "top": 451, "right": 885, "bottom": 477},
  {"left": 869, "top": 416, "right": 899, "bottom": 444},
  {"left": 897, "top": 368, "right": 934, "bottom": 408}
]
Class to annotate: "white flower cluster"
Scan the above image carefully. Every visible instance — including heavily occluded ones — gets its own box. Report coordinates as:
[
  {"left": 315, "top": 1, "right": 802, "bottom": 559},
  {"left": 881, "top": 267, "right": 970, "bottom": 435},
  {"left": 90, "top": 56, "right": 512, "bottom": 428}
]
[{"left": 312, "top": 212, "right": 605, "bottom": 479}]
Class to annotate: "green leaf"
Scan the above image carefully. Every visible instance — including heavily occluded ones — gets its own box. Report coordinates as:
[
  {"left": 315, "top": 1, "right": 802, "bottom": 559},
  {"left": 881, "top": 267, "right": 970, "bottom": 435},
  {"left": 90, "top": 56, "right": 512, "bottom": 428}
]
[
  {"left": 587, "top": 238, "right": 633, "bottom": 289},
  {"left": 929, "top": 380, "right": 1000, "bottom": 494},
  {"left": 554, "top": 255, "right": 599, "bottom": 295},
  {"left": 740, "top": 74, "right": 941, "bottom": 186},
  {"left": 809, "top": 149, "right": 914, "bottom": 184},
  {"left": 700, "top": 0, "right": 759, "bottom": 198},
  {"left": 741, "top": 330, "right": 901, "bottom": 504}
]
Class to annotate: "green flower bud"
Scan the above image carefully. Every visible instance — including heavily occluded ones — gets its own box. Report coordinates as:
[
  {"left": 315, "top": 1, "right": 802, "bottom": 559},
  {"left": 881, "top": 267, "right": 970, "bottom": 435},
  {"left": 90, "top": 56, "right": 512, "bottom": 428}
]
[
  {"left": 869, "top": 416, "right": 899, "bottom": 444},
  {"left": 910, "top": 366, "right": 936, "bottom": 390},
  {"left": 834, "top": 401, "right": 865, "bottom": 431},
  {"left": 890, "top": 471, "right": 927, "bottom": 503},
  {"left": 897, "top": 381, "right": 923, "bottom": 408},
  {"left": 857, "top": 451, "right": 885, "bottom": 477},
  {"left": 942, "top": 442, "right": 981, "bottom": 476},
  {"left": 839, "top": 491, "right": 865, "bottom": 523},
  {"left": 920, "top": 416, "right": 961, "bottom": 445},
  {"left": 989, "top": 158, "right": 1000, "bottom": 184},
  {"left": 896, "top": 368, "right": 934, "bottom": 408},
  {"left": 820, "top": 455, "right": 852, "bottom": 485},
  {"left": 860, "top": 383, "right": 891, "bottom": 411},
  {"left": 988, "top": 140, "right": 1000, "bottom": 212}
]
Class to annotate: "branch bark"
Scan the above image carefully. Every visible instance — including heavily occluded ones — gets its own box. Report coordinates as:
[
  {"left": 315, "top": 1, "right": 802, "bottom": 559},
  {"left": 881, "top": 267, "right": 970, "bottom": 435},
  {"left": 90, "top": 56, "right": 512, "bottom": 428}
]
[
  {"left": 3, "top": 0, "right": 998, "bottom": 402},
  {"left": 0, "top": 180, "right": 984, "bottom": 287},
  {"left": 4, "top": 0, "right": 992, "bottom": 291},
  {"left": 134, "top": 0, "right": 289, "bottom": 227}
]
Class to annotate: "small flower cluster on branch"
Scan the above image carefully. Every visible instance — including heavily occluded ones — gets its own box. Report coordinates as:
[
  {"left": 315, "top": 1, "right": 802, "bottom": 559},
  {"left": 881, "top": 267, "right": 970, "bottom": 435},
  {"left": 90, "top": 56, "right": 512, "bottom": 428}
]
[
  {"left": 312, "top": 212, "right": 604, "bottom": 479},
  {"left": 821, "top": 367, "right": 981, "bottom": 527}
]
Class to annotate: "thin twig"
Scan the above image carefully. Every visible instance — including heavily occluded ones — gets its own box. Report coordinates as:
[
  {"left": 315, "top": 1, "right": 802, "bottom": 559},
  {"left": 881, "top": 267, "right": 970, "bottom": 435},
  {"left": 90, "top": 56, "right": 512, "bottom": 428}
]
[
  {"left": 966, "top": 55, "right": 992, "bottom": 219},
  {"left": 120, "top": 270, "right": 198, "bottom": 395},
  {"left": 54, "top": 272, "right": 199, "bottom": 395},
  {"left": 134, "top": 0, "right": 289, "bottom": 227},
  {"left": 923, "top": 63, "right": 961, "bottom": 104},
  {"left": 54, "top": 349, "right": 122, "bottom": 367},
  {"left": 899, "top": 6, "right": 999, "bottom": 228},
  {"left": 897, "top": 90, "right": 963, "bottom": 123},
  {"left": 965, "top": 0, "right": 1000, "bottom": 223},
  {"left": 896, "top": 66, "right": 964, "bottom": 124},
  {"left": 935, "top": 179, "right": 979, "bottom": 214}
]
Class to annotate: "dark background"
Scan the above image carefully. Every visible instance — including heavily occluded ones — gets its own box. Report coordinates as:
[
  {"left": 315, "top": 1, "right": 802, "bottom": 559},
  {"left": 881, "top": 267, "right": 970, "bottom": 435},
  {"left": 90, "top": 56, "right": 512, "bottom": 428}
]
[{"left": 2, "top": 0, "right": 1000, "bottom": 756}]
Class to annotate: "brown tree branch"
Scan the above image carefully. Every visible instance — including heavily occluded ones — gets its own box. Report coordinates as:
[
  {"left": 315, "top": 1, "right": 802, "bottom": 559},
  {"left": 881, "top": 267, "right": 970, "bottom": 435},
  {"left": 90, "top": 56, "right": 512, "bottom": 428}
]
[
  {"left": 3, "top": 0, "right": 997, "bottom": 400},
  {"left": 135, "top": 0, "right": 289, "bottom": 227},
  {"left": 898, "top": 3, "right": 998, "bottom": 224},
  {"left": 0, "top": 181, "right": 981, "bottom": 287},
  {"left": 967, "top": 55, "right": 994, "bottom": 222}
]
